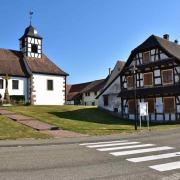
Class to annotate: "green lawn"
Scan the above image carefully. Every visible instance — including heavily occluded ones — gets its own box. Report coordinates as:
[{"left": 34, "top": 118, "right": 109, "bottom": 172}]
[
  {"left": 0, "top": 116, "right": 50, "bottom": 140},
  {"left": 4, "top": 105, "right": 180, "bottom": 135}
]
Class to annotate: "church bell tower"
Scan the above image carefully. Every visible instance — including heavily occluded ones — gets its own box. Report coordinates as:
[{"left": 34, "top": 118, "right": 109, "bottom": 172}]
[{"left": 19, "top": 12, "right": 42, "bottom": 58}]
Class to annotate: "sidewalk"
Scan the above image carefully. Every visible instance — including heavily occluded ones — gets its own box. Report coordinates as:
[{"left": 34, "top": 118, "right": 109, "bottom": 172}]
[{"left": 0, "top": 126, "right": 179, "bottom": 148}]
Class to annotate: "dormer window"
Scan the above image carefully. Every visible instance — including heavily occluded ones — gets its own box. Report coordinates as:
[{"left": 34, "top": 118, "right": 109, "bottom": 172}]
[
  {"left": 142, "top": 51, "right": 150, "bottom": 64},
  {"left": 31, "top": 44, "right": 38, "bottom": 53}
]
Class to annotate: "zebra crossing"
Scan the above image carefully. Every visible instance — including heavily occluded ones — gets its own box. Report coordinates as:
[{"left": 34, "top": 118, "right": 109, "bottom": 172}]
[{"left": 80, "top": 140, "right": 180, "bottom": 172}]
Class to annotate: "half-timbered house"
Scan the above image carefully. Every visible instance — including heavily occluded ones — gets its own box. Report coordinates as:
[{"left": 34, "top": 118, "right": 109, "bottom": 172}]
[
  {"left": 119, "top": 34, "right": 180, "bottom": 122},
  {"left": 96, "top": 61, "right": 125, "bottom": 112}
]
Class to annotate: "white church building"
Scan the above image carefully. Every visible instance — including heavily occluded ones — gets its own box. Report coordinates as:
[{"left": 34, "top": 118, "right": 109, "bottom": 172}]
[{"left": 0, "top": 24, "right": 68, "bottom": 105}]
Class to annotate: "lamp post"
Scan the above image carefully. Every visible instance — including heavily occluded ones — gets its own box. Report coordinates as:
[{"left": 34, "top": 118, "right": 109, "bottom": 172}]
[{"left": 132, "top": 65, "right": 138, "bottom": 130}]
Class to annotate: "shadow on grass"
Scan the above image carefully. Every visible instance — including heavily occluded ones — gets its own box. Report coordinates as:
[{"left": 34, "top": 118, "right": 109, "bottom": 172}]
[{"left": 49, "top": 108, "right": 134, "bottom": 125}]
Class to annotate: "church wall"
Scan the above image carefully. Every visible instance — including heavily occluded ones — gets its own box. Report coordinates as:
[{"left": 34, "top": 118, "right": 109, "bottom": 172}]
[
  {"left": 0, "top": 76, "right": 28, "bottom": 102},
  {"left": 32, "top": 74, "right": 65, "bottom": 105}
]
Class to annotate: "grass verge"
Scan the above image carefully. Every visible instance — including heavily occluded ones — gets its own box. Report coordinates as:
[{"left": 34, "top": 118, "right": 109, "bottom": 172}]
[
  {"left": 4, "top": 105, "right": 180, "bottom": 136},
  {"left": 0, "top": 116, "right": 51, "bottom": 140}
]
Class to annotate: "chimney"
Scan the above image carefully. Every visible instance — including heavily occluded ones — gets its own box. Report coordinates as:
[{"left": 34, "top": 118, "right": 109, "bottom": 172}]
[
  {"left": 163, "top": 34, "right": 169, "bottom": 40},
  {"left": 109, "top": 68, "right": 111, "bottom": 75},
  {"left": 174, "top": 39, "right": 178, "bottom": 44}
]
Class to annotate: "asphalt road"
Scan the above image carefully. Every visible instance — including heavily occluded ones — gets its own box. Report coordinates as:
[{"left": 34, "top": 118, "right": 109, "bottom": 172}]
[{"left": 0, "top": 129, "right": 180, "bottom": 180}]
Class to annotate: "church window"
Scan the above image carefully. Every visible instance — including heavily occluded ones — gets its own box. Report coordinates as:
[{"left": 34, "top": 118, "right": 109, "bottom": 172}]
[
  {"left": 144, "top": 72, "right": 153, "bottom": 87},
  {"left": 12, "top": 80, "right": 19, "bottom": 90},
  {"left": 0, "top": 79, "right": 3, "bottom": 89},
  {"left": 162, "top": 69, "right": 173, "bottom": 85},
  {"left": 47, "top": 80, "right": 53, "bottom": 90},
  {"left": 142, "top": 51, "right": 151, "bottom": 64},
  {"left": 31, "top": 44, "right": 38, "bottom": 53}
]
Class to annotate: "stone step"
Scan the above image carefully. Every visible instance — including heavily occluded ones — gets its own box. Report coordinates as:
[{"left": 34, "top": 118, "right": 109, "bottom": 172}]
[
  {"left": 19, "top": 120, "right": 59, "bottom": 131},
  {"left": 0, "top": 109, "right": 16, "bottom": 115},
  {"left": 5, "top": 114, "right": 34, "bottom": 121}
]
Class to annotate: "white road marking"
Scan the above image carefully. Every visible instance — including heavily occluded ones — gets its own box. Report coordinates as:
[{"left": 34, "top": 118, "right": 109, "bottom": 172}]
[
  {"left": 110, "top": 146, "right": 174, "bottom": 156},
  {"left": 127, "top": 152, "right": 180, "bottom": 162},
  {"left": 87, "top": 142, "right": 140, "bottom": 148},
  {"left": 79, "top": 140, "right": 128, "bottom": 146},
  {"left": 149, "top": 161, "right": 180, "bottom": 172},
  {"left": 97, "top": 144, "right": 155, "bottom": 151}
]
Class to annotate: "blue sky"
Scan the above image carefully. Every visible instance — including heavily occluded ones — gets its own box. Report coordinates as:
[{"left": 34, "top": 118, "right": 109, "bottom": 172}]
[{"left": 0, "top": 0, "right": 180, "bottom": 84}]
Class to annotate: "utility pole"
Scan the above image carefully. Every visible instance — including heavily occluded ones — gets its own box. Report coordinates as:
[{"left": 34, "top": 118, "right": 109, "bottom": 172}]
[{"left": 132, "top": 65, "right": 138, "bottom": 130}]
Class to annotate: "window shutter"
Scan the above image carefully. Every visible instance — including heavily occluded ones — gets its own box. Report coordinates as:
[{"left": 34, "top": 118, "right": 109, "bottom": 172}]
[
  {"left": 128, "top": 100, "right": 135, "bottom": 113},
  {"left": 144, "top": 98, "right": 155, "bottom": 113},
  {"left": 142, "top": 52, "right": 150, "bottom": 64},
  {"left": 164, "top": 97, "right": 175, "bottom": 113},
  {"left": 162, "top": 69, "right": 173, "bottom": 84},
  {"left": 144, "top": 73, "right": 153, "bottom": 87},
  {"left": 127, "top": 76, "right": 134, "bottom": 89}
]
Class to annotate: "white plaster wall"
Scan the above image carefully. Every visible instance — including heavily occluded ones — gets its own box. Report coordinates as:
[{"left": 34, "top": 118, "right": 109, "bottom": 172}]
[
  {"left": 32, "top": 74, "right": 65, "bottom": 105},
  {"left": 0, "top": 76, "right": 28, "bottom": 102},
  {"left": 98, "top": 77, "right": 121, "bottom": 111},
  {"left": 83, "top": 92, "right": 99, "bottom": 106}
]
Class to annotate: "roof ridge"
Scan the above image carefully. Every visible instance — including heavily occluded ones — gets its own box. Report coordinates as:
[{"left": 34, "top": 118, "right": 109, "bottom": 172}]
[{"left": 0, "top": 48, "right": 20, "bottom": 52}]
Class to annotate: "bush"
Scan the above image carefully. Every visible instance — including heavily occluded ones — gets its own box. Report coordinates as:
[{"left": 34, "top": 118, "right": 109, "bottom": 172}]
[{"left": 10, "top": 95, "right": 25, "bottom": 105}]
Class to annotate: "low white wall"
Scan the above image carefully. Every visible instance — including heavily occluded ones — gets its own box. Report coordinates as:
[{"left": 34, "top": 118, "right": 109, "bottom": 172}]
[{"left": 32, "top": 74, "right": 65, "bottom": 105}]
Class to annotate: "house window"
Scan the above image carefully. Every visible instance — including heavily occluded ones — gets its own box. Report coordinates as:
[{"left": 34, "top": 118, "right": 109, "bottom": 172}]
[
  {"left": 144, "top": 98, "right": 155, "bottom": 113},
  {"left": 47, "top": 80, "right": 53, "bottom": 90},
  {"left": 144, "top": 72, "right": 153, "bottom": 87},
  {"left": 92, "top": 102, "right": 95, "bottom": 106},
  {"left": 103, "top": 95, "right": 109, "bottom": 106},
  {"left": 94, "top": 91, "right": 97, "bottom": 96},
  {"left": 162, "top": 69, "right": 173, "bottom": 85},
  {"left": 0, "top": 79, "right": 3, "bottom": 89},
  {"left": 127, "top": 76, "right": 134, "bottom": 89},
  {"left": 142, "top": 51, "right": 151, "bottom": 64},
  {"left": 31, "top": 44, "right": 38, "bottom": 53},
  {"left": 164, "top": 97, "right": 175, "bottom": 113},
  {"left": 12, "top": 80, "right": 19, "bottom": 90},
  {"left": 128, "top": 99, "right": 135, "bottom": 114},
  {"left": 85, "top": 92, "right": 90, "bottom": 96}
]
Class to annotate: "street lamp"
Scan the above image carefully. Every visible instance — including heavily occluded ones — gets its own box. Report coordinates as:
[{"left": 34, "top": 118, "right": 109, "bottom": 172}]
[{"left": 132, "top": 65, "right": 138, "bottom": 130}]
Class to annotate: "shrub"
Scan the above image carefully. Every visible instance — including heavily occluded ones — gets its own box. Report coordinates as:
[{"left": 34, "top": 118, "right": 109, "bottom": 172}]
[{"left": 10, "top": 95, "right": 25, "bottom": 104}]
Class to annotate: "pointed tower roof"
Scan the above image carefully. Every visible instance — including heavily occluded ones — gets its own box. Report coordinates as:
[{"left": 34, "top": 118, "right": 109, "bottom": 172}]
[{"left": 19, "top": 25, "right": 42, "bottom": 40}]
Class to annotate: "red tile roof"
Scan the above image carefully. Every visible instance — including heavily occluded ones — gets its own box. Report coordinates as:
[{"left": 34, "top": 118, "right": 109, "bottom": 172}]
[{"left": 67, "top": 79, "right": 106, "bottom": 101}]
